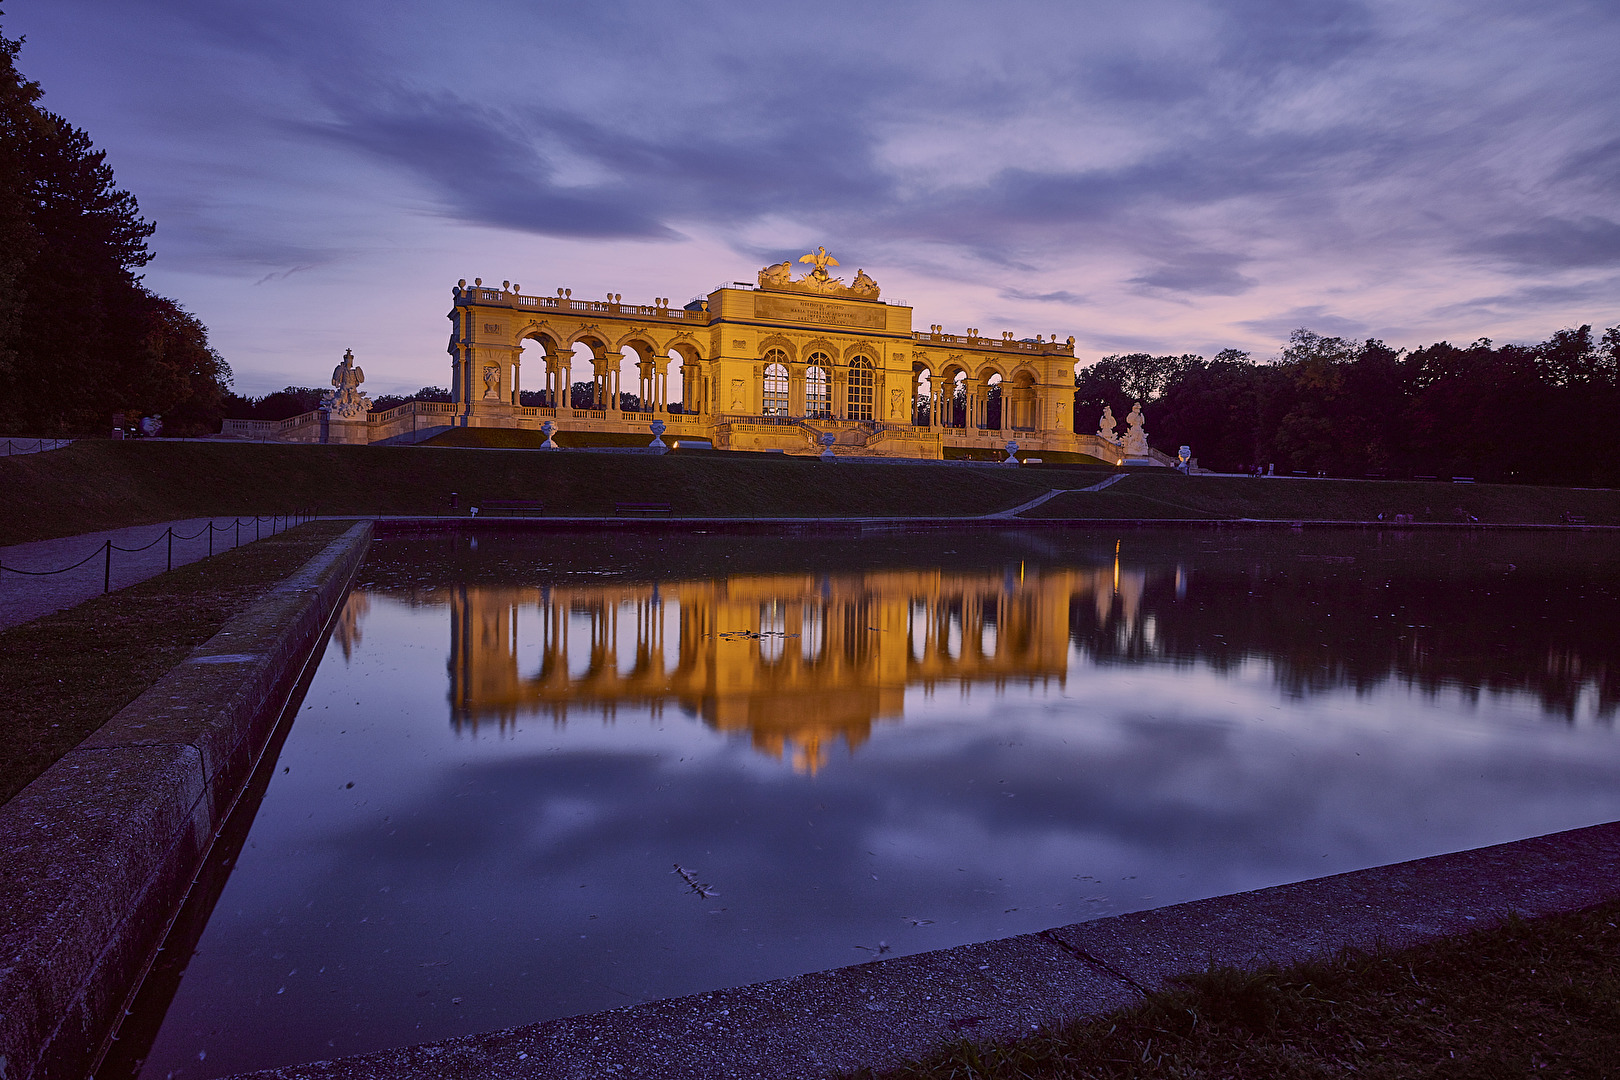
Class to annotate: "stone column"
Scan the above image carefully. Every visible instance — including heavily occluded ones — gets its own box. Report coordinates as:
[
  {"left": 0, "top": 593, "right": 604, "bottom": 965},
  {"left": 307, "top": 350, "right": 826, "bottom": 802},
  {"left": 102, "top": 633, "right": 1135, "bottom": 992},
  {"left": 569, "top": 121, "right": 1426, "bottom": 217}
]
[{"left": 789, "top": 364, "right": 805, "bottom": 417}]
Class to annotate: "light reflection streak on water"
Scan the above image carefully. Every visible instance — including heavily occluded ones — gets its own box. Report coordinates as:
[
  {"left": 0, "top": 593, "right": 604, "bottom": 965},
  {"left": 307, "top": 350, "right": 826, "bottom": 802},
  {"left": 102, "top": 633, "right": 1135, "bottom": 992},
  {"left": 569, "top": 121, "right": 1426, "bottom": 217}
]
[{"left": 132, "top": 532, "right": 1620, "bottom": 1079}]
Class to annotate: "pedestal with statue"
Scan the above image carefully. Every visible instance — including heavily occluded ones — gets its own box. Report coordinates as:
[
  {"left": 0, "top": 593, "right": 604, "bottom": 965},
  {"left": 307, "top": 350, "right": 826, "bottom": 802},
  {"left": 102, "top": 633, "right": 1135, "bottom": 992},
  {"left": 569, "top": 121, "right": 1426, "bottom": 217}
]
[
  {"left": 1120, "top": 403, "right": 1157, "bottom": 466},
  {"left": 319, "top": 349, "right": 374, "bottom": 445}
]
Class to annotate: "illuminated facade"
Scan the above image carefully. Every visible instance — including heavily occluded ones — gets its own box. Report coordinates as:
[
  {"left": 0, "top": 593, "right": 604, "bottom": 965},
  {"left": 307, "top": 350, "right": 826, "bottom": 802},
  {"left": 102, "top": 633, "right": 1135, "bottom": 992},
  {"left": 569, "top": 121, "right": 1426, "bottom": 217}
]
[{"left": 227, "top": 251, "right": 1173, "bottom": 464}]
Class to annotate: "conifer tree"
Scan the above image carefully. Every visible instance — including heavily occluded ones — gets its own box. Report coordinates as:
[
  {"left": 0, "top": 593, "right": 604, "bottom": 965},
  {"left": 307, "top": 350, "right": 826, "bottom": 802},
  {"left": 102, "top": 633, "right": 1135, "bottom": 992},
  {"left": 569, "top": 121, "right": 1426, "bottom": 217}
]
[{"left": 0, "top": 11, "right": 230, "bottom": 435}]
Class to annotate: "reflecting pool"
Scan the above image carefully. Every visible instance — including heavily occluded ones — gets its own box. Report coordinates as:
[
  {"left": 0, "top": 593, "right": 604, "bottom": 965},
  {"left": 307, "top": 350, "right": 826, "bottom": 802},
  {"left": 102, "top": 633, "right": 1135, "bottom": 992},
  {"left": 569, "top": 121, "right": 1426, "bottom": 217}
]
[{"left": 135, "top": 528, "right": 1620, "bottom": 1078}]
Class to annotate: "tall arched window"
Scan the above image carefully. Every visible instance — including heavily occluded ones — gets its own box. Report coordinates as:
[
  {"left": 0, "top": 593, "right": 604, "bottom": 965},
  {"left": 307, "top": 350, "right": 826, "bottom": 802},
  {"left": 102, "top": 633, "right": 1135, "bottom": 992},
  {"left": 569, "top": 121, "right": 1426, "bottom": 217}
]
[
  {"left": 762, "top": 349, "right": 789, "bottom": 415},
  {"left": 847, "top": 355, "right": 874, "bottom": 421},
  {"left": 806, "top": 354, "right": 830, "bottom": 417}
]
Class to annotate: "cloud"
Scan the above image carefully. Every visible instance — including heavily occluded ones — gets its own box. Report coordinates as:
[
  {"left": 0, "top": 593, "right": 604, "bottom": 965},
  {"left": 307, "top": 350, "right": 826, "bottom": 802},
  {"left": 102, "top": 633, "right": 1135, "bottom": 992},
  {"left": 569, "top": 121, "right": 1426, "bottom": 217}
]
[
  {"left": 1236, "top": 306, "right": 1368, "bottom": 342},
  {"left": 1470, "top": 216, "right": 1620, "bottom": 269},
  {"left": 1128, "top": 253, "right": 1258, "bottom": 297},
  {"left": 1001, "top": 288, "right": 1087, "bottom": 304},
  {"left": 15, "top": 0, "right": 1620, "bottom": 387},
  {"left": 252, "top": 263, "right": 318, "bottom": 286}
]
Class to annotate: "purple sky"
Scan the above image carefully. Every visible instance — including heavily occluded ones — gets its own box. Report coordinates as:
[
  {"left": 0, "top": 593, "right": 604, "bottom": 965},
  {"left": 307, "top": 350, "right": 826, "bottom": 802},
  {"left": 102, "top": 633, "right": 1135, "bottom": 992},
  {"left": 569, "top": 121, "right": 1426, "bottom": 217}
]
[{"left": 8, "top": 0, "right": 1619, "bottom": 397}]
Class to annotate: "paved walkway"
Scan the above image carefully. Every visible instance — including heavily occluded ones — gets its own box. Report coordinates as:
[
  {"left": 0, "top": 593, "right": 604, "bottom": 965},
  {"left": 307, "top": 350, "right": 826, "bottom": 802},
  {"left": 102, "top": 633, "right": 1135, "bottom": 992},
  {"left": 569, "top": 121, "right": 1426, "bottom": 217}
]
[
  {"left": 0, "top": 516, "right": 295, "bottom": 631},
  {"left": 0, "top": 437, "right": 73, "bottom": 457}
]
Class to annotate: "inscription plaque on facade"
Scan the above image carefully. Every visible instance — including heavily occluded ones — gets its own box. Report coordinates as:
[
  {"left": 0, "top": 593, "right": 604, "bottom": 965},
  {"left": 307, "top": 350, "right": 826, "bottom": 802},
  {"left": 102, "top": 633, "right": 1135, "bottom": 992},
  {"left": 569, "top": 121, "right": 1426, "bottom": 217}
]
[{"left": 754, "top": 294, "right": 887, "bottom": 330}]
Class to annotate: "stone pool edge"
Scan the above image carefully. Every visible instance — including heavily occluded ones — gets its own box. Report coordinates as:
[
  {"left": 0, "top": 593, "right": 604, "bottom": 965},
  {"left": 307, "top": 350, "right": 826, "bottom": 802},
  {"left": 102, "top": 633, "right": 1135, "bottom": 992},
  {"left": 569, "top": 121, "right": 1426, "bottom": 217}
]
[
  {"left": 0, "top": 521, "right": 373, "bottom": 1080},
  {"left": 225, "top": 818, "right": 1620, "bottom": 1080}
]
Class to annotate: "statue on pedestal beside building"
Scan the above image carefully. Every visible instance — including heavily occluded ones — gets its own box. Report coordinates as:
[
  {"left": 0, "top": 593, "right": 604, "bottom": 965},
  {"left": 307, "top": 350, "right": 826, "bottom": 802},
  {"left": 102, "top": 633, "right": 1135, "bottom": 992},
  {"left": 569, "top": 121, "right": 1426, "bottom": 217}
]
[
  {"left": 321, "top": 349, "right": 372, "bottom": 419},
  {"left": 1097, "top": 404, "right": 1120, "bottom": 444},
  {"left": 1121, "top": 402, "right": 1150, "bottom": 460}
]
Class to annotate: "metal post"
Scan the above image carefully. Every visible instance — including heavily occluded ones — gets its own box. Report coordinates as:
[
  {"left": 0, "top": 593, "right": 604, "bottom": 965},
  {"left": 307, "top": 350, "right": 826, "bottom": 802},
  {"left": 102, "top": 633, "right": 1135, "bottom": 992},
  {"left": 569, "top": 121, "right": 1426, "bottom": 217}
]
[
  {"left": 209, "top": 523, "right": 214, "bottom": 556},
  {"left": 256, "top": 516, "right": 261, "bottom": 541},
  {"left": 235, "top": 519, "right": 241, "bottom": 548},
  {"left": 103, "top": 540, "right": 111, "bottom": 594},
  {"left": 167, "top": 528, "right": 173, "bottom": 571}
]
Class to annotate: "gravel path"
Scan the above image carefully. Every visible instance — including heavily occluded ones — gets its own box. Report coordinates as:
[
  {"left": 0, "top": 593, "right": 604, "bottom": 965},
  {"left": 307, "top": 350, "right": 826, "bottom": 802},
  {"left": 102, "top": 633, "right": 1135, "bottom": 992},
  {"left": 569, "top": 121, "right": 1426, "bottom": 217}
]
[{"left": 0, "top": 516, "right": 300, "bottom": 631}]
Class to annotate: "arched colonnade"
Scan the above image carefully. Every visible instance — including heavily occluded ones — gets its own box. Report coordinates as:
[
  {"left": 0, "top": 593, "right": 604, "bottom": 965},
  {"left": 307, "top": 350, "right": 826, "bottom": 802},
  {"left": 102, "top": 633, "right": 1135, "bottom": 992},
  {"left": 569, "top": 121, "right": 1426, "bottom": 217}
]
[
  {"left": 907, "top": 360, "right": 1045, "bottom": 432},
  {"left": 508, "top": 329, "right": 707, "bottom": 414}
]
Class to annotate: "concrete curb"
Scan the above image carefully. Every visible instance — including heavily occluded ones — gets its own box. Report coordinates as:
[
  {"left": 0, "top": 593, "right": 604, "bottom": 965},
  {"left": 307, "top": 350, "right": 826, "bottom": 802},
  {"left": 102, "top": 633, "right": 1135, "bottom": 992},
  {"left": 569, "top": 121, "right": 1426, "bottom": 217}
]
[
  {"left": 0, "top": 522, "right": 373, "bottom": 1080},
  {"left": 225, "top": 819, "right": 1620, "bottom": 1080}
]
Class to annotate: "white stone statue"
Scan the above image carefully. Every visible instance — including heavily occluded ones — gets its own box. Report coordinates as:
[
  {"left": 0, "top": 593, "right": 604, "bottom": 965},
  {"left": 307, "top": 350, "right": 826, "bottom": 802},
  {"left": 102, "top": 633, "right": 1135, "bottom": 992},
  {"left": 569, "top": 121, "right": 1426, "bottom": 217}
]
[
  {"left": 320, "top": 349, "right": 372, "bottom": 419},
  {"left": 1097, "top": 404, "right": 1120, "bottom": 444},
  {"left": 482, "top": 365, "right": 501, "bottom": 399},
  {"left": 1121, "top": 402, "right": 1150, "bottom": 459}
]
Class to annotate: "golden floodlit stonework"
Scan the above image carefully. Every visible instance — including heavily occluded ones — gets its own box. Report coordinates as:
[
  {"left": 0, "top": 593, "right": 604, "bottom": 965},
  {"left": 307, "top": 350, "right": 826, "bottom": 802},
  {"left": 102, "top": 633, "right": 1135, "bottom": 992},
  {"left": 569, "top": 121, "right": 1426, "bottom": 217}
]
[
  {"left": 223, "top": 250, "right": 1172, "bottom": 464},
  {"left": 412, "top": 560, "right": 1147, "bottom": 773}
]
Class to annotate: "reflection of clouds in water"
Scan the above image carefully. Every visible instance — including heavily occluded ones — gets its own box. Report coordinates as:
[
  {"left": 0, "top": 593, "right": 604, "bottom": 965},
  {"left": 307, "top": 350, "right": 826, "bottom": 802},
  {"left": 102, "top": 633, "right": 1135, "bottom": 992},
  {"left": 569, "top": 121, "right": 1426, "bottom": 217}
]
[{"left": 151, "top": 548, "right": 1620, "bottom": 1078}]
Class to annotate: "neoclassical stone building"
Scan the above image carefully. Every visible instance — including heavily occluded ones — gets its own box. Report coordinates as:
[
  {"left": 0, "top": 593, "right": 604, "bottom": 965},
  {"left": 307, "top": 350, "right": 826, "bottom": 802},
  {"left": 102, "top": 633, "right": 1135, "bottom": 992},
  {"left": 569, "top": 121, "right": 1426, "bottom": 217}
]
[{"left": 225, "top": 252, "right": 1169, "bottom": 464}]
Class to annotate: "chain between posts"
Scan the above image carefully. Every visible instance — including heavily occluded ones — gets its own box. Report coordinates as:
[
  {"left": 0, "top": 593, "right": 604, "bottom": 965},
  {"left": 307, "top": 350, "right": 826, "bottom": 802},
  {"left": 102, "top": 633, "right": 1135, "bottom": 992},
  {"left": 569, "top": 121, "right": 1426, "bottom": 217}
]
[{"left": 0, "top": 510, "right": 315, "bottom": 593}]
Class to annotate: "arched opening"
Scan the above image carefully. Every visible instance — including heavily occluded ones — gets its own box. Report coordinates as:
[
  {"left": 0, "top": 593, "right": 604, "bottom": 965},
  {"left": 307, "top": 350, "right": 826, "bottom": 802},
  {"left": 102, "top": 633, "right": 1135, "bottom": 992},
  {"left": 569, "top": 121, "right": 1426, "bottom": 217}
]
[
  {"left": 950, "top": 371, "right": 968, "bottom": 428},
  {"left": 805, "top": 354, "right": 831, "bottom": 418},
  {"left": 847, "top": 355, "right": 874, "bottom": 421},
  {"left": 669, "top": 343, "right": 702, "bottom": 415},
  {"left": 762, "top": 349, "right": 789, "bottom": 416},
  {"left": 1009, "top": 371, "right": 1036, "bottom": 430},
  {"left": 984, "top": 372, "right": 1003, "bottom": 430},
  {"left": 570, "top": 342, "right": 600, "bottom": 409},
  {"left": 619, "top": 343, "right": 658, "bottom": 414},
  {"left": 913, "top": 368, "right": 933, "bottom": 426},
  {"left": 519, "top": 337, "right": 557, "bottom": 407}
]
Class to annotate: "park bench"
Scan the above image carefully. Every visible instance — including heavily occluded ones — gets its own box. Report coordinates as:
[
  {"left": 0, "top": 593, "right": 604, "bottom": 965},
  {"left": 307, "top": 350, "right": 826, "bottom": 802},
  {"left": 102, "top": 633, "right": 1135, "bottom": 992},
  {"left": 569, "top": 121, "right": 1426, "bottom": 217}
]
[
  {"left": 615, "top": 502, "right": 672, "bottom": 515},
  {"left": 478, "top": 499, "right": 546, "bottom": 516}
]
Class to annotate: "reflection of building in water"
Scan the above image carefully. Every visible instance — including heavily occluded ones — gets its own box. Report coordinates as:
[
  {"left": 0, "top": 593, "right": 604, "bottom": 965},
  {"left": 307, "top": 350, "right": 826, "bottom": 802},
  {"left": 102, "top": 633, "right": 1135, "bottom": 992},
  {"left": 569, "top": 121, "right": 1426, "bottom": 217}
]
[
  {"left": 443, "top": 568, "right": 1128, "bottom": 772},
  {"left": 332, "top": 591, "right": 371, "bottom": 661}
]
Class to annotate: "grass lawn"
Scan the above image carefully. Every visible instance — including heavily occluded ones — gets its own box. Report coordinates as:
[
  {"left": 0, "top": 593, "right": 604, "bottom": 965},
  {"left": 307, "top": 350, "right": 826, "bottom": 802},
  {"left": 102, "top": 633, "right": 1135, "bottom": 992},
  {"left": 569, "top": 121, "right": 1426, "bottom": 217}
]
[
  {"left": 0, "top": 520, "right": 354, "bottom": 804},
  {"left": 422, "top": 427, "right": 654, "bottom": 449},
  {"left": 3, "top": 442, "right": 1614, "bottom": 548},
  {"left": 1030, "top": 472, "right": 1620, "bottom": 524},
  {"left": 0, "top": 440, "right": 1062, "bottom": 545},
  {"left": 852, "top": 899, "right": 1620, "bottom": 1079}
]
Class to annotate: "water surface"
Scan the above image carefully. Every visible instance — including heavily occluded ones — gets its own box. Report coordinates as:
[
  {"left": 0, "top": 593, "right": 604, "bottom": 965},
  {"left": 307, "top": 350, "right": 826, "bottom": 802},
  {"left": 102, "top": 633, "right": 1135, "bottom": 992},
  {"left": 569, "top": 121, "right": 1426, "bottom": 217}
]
[{"left": 136, "top": 528, "right": 1620, "bottom": 1078}]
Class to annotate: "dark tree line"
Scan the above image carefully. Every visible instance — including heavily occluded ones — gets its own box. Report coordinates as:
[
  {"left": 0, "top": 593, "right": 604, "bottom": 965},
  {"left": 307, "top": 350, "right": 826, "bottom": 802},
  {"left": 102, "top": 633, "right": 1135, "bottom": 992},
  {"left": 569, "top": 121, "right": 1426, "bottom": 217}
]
[
  {"left": 1077, "top": 326, "right": 1620, "bottom": 485},
  {"left": 0, "top": 16, "right": 230, "bottom": 436},
  {"left": 222, "top": 383, "right": 661, "bottom": 419},
  {"left": 221, "top": 385, "right": 456, "bottom": 420}
]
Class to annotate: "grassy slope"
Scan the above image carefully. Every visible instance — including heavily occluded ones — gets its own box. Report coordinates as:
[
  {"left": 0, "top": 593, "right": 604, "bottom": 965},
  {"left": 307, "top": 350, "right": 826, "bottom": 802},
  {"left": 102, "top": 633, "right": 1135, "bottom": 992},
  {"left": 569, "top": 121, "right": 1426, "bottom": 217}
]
[
  {"left": 0, "top": 520, "right": 354, "bottom": 804},
  {"left": 1030, "top": 472, "right": 1620, "bottom": 524},
  {"left": 0, "top": 441, "right": 1060, "bottom": 545},
  {"left": 5, "top": 443, "right": 1615, "bottom": 546},
  {"left": 855, "top": 898, "right": 1620, "bottom": 1079}
]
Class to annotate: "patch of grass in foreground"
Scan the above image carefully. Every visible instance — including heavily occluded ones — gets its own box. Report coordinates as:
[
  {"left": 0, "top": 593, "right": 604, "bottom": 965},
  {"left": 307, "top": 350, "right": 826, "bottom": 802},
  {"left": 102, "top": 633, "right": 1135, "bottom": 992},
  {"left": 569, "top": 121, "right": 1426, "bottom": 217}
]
[
  {"left": 1030, "top": 472, "right": 1620, "bottom": 524},
  {"left": 0, "top": 520, "right": 354, "bottom": 805},
  {"left": 852, "top": 899, "right": 1620, "bottom": 1079},
  {"left": 0, "top": 441, "right": 1059, "bottom": 544}
]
